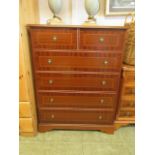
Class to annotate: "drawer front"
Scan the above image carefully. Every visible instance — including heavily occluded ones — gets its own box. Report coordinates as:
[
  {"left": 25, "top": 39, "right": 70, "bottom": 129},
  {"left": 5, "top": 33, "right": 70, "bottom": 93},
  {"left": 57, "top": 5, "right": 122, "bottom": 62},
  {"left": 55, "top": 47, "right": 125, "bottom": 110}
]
[
  {"left": 123, "top": 71, "right": 135, "bottom": 82},
  {"left": 30, "top": 28, "right": 77, "bottom": 50},
  {"left": 19, "top": 118, "right": 34, "bottom": 133},
  {"left": 80, "top": 29, "right": 125, "bottom": 50},
  {"left": 36, "top": 73, "right": 120, "bottom": 91},
  {"left": 124, "top": 87, "right": 135, "bottom": 95},
  {"left": 119, "top": 110, "right": 135, "bottom": 118},
  {"left": 34, "top": 51, "right": 122, "bottom": 72},
  {"left": 121, "top": 95, "right": 135, "bottom": 108},
  {"left": 37, "top": 92, "right": 117, "bottom": 108},
  {"left": 39, "top": 109, "right": 114, "bottom": 124},
  {"left": 121, "top": 100, "right": 135, "bottom": 108}
]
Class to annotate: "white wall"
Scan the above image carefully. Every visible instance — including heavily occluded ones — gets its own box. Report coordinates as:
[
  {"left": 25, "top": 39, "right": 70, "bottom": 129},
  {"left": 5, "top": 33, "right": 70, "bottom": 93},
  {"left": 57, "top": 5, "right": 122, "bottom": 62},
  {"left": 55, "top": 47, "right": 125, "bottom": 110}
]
[
  {"left": 39, "top": 0, "right": 126, "bottom": 26},
  {"left": 39, "top": 0, "right": 72, "bottom": 24}
]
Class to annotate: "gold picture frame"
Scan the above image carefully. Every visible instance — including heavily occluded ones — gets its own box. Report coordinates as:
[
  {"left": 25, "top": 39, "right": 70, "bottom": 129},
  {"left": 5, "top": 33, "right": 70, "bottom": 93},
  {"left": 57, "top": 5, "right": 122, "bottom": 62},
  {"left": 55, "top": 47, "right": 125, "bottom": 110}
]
[{"left": 104, "top": 0, "right": 135, "bottom": 16}]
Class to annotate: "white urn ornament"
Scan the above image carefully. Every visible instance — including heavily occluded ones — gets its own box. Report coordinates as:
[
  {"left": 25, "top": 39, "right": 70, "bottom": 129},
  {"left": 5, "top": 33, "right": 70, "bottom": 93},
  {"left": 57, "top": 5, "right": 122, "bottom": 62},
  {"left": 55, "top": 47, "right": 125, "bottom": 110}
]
[
  {"left": 47, "top": 0, "right": 63, "bottom": 24},
  {"left": 84, "top": 0, "right": 100, "bottom": 24}
]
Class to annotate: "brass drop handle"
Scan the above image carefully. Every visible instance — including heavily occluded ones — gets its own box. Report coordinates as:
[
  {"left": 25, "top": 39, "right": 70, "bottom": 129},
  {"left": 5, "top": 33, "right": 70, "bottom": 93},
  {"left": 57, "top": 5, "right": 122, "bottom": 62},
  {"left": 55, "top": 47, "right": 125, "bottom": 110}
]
[
  {"left": 126, "top": 112, "right": 130, "bottom": 116},
  {"left": 48, "top": 59, "right": 52, "bottom": 64},
  {"left": 103, "top": 60, "right": 109, "bottom": 65},
  {"left": 50, "top": 98, "right": 54, "bottom": 103},
  {"left": 99, "top": 37, "right": 104, "bottom": 43},
  {"left": 98, "top": 115, "right": 103, "bottom": 120},
  {"left": 51, "top": 114, "right": 55, "bottom": 119},
  {"left": 100, "top": 99, "right": 104, "bottom": 104},
  {"left": 130, "top": 102, "right": 134, "bottom": 107},
  {"left": 102, "top": 81, "right": 106, "bottom": 85},
  {"left": 49, "top": 80, "right": 53, "bottom": 84},
  {"left": 52, "top": 35, "right": 57, "bottom": 41}
]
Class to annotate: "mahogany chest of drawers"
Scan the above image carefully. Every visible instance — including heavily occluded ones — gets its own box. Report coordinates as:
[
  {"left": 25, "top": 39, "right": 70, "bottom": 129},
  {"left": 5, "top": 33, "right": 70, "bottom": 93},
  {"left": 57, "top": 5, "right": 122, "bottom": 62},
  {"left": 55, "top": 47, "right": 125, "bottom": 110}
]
[{"left": 28, "top": 25, "right": 127, "bottom": 134}]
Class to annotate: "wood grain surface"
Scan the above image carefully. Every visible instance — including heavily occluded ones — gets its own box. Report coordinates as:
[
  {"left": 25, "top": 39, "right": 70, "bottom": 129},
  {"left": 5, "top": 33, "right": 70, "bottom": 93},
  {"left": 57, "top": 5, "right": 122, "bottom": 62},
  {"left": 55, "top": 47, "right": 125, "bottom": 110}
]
[{"left": 28, "top": 25, "right": 127, "bottom": 134}]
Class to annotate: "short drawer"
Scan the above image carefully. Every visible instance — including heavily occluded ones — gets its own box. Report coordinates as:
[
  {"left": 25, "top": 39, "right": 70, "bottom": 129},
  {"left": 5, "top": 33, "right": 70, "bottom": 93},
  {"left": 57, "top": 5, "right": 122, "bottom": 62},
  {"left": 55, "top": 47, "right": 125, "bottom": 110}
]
[
  {"left": 122, "top": 100, "right": 135, "bottom": 108},
  {"left": 39, "top": 109, "right": 114, "bottom": 124},
  {"left": 36, "top": 72, "right": 120, "bottom": 91},
  {"left": 124, "top": 87, "right": 135, "bottom": 95},
  {"left": 29, "top": 28, "right": 77, "bottom": 50},
  {"left": 80, "top": 29, "right": 125, "bottom": 50},
  {"left": 34, "top": 51, "right": 122, "bottom": 72},
  {"left": 19, "top": 118, "right": 34, "bottom": 133},
  {"left": 119, "top": 110, "right": 135, "bottom": 118},
  {"left": 37, "top": 91, "right": 117, "bottom": 109},
  {"left": 123, "top": 71, "right": 135, "bottom": 82},
  {"left": 121, "top": 96, "right": 135, "bottom": 108}
]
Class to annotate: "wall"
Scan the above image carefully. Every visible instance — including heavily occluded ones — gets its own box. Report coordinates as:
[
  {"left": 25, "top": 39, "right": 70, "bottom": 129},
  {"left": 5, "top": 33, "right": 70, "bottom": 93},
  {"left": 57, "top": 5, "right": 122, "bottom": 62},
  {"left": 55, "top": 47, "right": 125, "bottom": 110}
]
[{"left": 39, "top": 0, "right": 126, "bottom": 26}]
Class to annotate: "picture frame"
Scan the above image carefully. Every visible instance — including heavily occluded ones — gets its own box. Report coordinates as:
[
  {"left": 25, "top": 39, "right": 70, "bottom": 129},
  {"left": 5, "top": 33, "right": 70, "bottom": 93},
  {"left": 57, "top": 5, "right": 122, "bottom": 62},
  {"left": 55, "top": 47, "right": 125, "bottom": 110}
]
[{"left": 104, "top": 0, "right": 135, "bottom": 16}]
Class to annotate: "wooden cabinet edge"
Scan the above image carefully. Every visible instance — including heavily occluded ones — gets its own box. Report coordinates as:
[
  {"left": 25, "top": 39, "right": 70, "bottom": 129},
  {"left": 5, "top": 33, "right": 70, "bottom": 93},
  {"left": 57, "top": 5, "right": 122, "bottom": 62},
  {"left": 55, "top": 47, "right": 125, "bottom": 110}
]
[
  {"left": 114, "top": 120, "right": 135, "bottom": 130},
  {"left": 20, "top": 131, "right": 37, "bottom": 137},
  {"left": 19, "top": 0, "right": 39, "bottom": 136},
  {"left": 19, "top": 102, "right": 32, "bottom": 117},
  {"left": 38, "top": 123, "right": 115, "bottom": 134},
  {"left": 19, "top": 117, "right": 37, "bottom": 135},
  {"left": 27, "top": 24, "right": 127, "bottom": 29}
]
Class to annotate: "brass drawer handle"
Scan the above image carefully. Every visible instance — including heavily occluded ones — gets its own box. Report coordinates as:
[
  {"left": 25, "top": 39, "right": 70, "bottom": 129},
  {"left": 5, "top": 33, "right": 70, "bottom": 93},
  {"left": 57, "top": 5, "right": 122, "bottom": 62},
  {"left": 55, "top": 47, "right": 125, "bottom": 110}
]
[
  {"left": 48, "top": 80, "right": 53, "bottom": 84},
  {"left": 98, "top": 115, "right": 103, "bottom": 120},
  {"left": 50, "top": 98, "right": 54, "bottom": 103},
  {"left": 51, "top": 114, "right": 55, "bottom": 119},
  {"left": 100, "top": 99, "right": 104, "bottom": 104},
  {"left": 102, "top": 81, "right": 106, "bottom": 85},
  {"left": 48, "top": 59, "right": 52, "bottom": 64},
  {"left": 99, "top": 37, "right": 104, "bottom": 43},
  {"left": 126, "top": 112, "right": 130, "bottom": 116},
  {"left": 52, "top": 35, "right": 57, "bottom": 41},
  {"left": 103, "top": 60, "right": 109, "bottom": 65},
  {"left": 130, "top": 102, "right": 134, "bottom": 107}
]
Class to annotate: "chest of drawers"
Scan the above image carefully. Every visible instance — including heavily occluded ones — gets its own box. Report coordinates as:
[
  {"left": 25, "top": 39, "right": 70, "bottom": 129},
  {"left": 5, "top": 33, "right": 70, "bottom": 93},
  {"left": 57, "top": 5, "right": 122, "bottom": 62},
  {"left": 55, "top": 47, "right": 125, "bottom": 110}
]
[
  {"left": 28, "top": 25, "right": 127, "bottom": 134},
  {"left": 115, "top": 65, "right": 135, "bottom": 129}
]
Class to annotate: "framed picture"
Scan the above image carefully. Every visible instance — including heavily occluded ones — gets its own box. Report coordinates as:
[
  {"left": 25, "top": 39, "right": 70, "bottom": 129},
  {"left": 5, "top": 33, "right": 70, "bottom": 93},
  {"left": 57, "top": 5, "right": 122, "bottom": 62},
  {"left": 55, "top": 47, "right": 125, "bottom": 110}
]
[{"left": 105, "top": 0, "right": 135, "bottom": 16}]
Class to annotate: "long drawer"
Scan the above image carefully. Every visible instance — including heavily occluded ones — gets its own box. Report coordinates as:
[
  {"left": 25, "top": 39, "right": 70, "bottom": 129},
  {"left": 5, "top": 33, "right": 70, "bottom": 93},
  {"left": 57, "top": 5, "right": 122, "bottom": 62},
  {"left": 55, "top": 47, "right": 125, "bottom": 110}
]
[
  {"left": 37, "top": 91, "right": 117, "bottom": 109},
  {"left": 34, "top": 51, "right": 122, "bottom": 72},
  {"left": 35, "top": 72, "right": 120, "bottom": 91},
  {"left": 39, "top": 109, "right": 114, "bottom": 124}
]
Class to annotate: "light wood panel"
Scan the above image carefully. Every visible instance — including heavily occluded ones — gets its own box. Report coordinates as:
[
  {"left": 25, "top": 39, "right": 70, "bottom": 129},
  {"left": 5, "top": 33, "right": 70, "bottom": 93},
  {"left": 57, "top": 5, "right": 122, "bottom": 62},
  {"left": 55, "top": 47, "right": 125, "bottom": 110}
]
[
  {"left": 19, "top": 102, "right": 32, "bottom": 117},
  {"left": 19, "top": 0, "right": 39, "bottom": 136},
  {"left": 19, "top": 39, "right": 29, "bottom": 101},
  {"left": 19, "top": 118, "right": 33, "bottom": 133}
]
